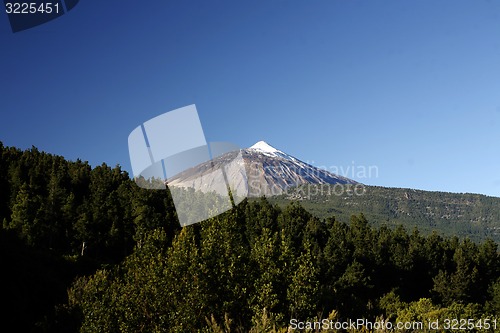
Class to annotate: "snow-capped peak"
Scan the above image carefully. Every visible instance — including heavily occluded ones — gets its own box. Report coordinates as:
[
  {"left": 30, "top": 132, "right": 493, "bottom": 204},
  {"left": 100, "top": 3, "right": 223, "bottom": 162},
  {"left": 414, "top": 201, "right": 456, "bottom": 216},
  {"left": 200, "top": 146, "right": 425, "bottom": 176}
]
[
  {"left": 249, "top": 141, "right": 295, "bottom": 161},
  {"left": 250, "top": 141, "right": 280, "bottom": 153}
]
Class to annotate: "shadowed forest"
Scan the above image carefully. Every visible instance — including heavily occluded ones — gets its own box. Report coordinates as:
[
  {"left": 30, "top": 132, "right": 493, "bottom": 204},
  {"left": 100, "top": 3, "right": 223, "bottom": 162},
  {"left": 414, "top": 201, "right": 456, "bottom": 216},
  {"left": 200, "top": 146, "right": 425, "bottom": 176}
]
[{"left": 1, "top": 142, "right": 499, "bottom": 332}]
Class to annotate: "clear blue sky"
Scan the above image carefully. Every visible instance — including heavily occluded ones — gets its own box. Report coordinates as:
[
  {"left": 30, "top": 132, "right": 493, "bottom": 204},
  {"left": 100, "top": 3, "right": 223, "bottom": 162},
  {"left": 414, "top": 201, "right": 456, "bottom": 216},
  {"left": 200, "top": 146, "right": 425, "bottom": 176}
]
[{"left": 1, "top": 0, "right": 500, "bottom": 197}]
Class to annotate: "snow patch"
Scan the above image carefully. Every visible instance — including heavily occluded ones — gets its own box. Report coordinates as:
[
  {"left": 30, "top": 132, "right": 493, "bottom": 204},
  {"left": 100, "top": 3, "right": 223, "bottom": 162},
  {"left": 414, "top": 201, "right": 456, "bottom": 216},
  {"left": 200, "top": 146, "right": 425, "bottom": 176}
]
[
  {"left": 249, "top": 141, "right": 296, "bottom": 161},
  {"left": 249, "top": 141, "right": 280, "bottom": 153}
]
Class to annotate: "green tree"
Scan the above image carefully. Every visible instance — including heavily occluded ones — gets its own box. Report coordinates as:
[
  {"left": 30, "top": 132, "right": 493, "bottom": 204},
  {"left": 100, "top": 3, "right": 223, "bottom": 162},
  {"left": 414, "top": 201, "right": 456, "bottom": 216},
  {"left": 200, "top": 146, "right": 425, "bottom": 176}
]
[
  {"left": 9, "top": 183, "right": 41, "bottom": 246},
  {"left": 433, "top": 239, "right": 480, "bottom": 305},
  {"left": 198, "top": 210, "right": 251, "bottom": 328},
  {"left": 287, "top": 238, "right": 320, "bottom": 319},
  {"left": 250, "top": 227, "right": 288, "bottom": 323},
  {"left": 68, "top": 269, "right": 119, "bottom": 333}
]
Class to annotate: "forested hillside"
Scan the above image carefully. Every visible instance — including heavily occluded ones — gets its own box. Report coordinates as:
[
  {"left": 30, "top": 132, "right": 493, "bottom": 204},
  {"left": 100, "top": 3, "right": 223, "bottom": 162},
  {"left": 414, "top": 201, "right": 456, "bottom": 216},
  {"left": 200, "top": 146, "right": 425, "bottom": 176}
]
[
  {"left": 1, "top": 142, "right": 499, "bottom": 332},
  {"left": 272, "top": 184, "right": 500, "bottom": 243}
]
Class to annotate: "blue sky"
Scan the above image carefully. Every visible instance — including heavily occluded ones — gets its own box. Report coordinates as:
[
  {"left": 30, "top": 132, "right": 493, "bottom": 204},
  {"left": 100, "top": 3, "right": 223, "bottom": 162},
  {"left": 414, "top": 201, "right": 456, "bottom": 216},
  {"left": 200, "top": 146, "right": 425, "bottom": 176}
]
[{"left": 1, "top": 0, "right": 500, "bottom": 197}]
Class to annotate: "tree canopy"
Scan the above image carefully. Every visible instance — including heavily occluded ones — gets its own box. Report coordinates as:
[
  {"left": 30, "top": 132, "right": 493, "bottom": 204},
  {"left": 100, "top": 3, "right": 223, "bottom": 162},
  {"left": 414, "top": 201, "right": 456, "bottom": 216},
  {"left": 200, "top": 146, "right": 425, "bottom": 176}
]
[{"left": 0, "top": 142, "right": 499, "bottom": 332}]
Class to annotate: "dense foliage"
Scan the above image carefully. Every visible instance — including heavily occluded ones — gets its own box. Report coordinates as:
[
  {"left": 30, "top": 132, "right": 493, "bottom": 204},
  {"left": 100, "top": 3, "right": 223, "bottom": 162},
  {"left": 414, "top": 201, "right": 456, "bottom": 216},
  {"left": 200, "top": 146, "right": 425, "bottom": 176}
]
[
  {"left": 273, "top": 184, "right": 500, "bottom": 243},
  {"left": 1, "top": 142, "right": 499, "bottom": 332}
]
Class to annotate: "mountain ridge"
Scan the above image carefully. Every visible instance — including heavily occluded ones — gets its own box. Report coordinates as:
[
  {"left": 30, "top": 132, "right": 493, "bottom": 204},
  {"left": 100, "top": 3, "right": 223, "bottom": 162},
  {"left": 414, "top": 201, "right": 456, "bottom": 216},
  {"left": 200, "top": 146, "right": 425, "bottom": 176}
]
[
  {"left": 167, "top": 140, "right": 358, "bottom": 197},
  {"left": 269, "top": 183, "right": 500, "bottom": 242}
]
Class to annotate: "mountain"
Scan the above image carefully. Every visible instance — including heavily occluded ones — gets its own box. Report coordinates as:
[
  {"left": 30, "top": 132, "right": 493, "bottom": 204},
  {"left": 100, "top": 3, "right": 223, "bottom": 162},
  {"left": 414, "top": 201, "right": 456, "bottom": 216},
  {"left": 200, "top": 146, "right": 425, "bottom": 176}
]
[
  {"left": 243, "top": 141, "right": 358, "bottom": 196},
  {"left": 165, "top": 141, "right": 500, "bottom": 242},
  {"left": 167, "top": 140, "right": 358, "bottom": 197}
]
